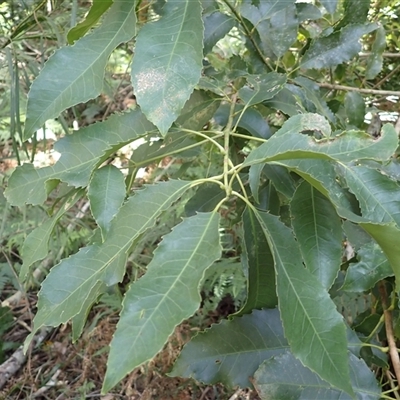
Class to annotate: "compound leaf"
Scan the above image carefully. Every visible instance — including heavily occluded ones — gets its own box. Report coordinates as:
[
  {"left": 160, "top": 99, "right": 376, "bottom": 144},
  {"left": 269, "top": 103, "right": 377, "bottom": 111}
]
[{"left": 103, "top": 212, "right": 221, "bottom": 392}]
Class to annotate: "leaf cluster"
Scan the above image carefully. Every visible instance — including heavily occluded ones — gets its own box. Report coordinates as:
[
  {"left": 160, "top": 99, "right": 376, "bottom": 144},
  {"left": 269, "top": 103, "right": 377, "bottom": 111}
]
[{"left": 3, "top": 0, "right": 400, "bottom": 398}]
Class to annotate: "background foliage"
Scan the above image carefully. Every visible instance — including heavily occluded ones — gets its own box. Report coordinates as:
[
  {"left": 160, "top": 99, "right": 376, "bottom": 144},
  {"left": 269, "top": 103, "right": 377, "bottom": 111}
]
[{"left": 2, "top": 0, "right": 400, "bottom": 398}]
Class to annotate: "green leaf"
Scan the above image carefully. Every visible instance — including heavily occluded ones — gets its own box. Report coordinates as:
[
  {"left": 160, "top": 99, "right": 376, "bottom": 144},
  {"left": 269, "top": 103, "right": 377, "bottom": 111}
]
[
  {"left": 185, "top": 183, "right": 224, "bottom": 217},
  {"left": 320, "top": 0, "right": 338, "bottom": 14},
  {"left": 203, "top": 12, "right": 235, "bottom": 55},
  {"left": 343, "top": 220, "right": 373, "bottom": 250},
  {"left": 24, "top": 0, "right": 136, "bottom": 139},
  {"left": 88, "top": 165, "right": 126, "bottom": 240},
  {"left": 265, "top": 4, "right": 298, "bottom": 58},
  {"left": 67, "top": 0, "right": 113, "bottom": 44},
  {"left": 234, "top": 107, "right": 271, "bottom": 139},
  {"left": 130, "top": 132, "right": 199, "bottom": 170},
  {"left": 336, "top": 0, "right": 371, "bottom": 29},
  {"left": 274, "top": 112, "right": 332, "bottom": 138},
  {"left": 263, "top": 87, "right": 301, "bottom": 116},
  {"left": 360, "top": 223, "right": 400, "bottom": 292},
  {"left": 256, "top": 211, "right": 353, "bottom": 396},
  {"left": 238, "top": 73, "right": 286, "bottom": 106},
  {"left": 276, "top": 160, "right": 400, "bottom": 288},
  {"left": 366, "top": 26, "right": 386, "bottom": 79},
  {"left": 345, "top": 92, "right": 365, "bottom": 128},
  {"left": 215, "top": 104, "right": 271, "bottom": 139},
  {"left": 171, "top": 308, "right": 289, "bottom": 388},
  {"left": 20, "top": 189, "right": 84, "bottom": 281},
  {"left": 131, "top": 0, "right": 204, "bottom": 134},
  {"left": 342, "top": 242, "right": 393, "bottom": 292},
  {"left": 300, "top": 23, "right": 378, "bottom": 70},
  {"left": 249, "top": 163, "right": 263, "bottom": 203},
  {"left": 253, "top": 351, "right": 381, "bottom": 400},
  {"left": 237, "top": 207, "right": 277, "bottom": 315},
  {"left": 339, "top": 164, "right": 400, "bottom": 226},
  {"left": 103, "top": 212, "right": 221, "bottom": 392},
  {"left": 5, "top": 109, "right": 156, "bottom": 206},
  {"left": 296, "top": 3, "right": 322, "bottom": 22},
  {"left": 275, "top": 159, "right": 364, "bottom": 220},
  {"left": 243, "top": 122, "right": 398, "bottom": 167},
  {"left": 71, "top": 281, "right": 107, "bottom": 341},
  {"left": 263, "top": 164, "right": 296, "bottom": 199},
  {"left": 175, "top": 89, "right": 219, "bottom": 131},
  {"left": 290, "top": 181, "right": 342, "bottom": 289},
  {"left": 24, "top": 180, "right": 192, "bottom": 351},
  {"left": 258, "top": 182, "right": 280, "bottom": 215},
  {"left": 241, "top": 0, "right": 294, "bottom": 24},
  {"left": 294, "top": 77, "right": 336, "bottom": 123}
]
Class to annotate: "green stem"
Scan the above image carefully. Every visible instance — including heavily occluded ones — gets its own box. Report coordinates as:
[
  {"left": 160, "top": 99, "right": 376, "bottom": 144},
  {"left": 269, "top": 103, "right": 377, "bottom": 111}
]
[
  {"left": 232, "top": 190, "right": 257, "bottom": 214},
  {"left": 178, "top": 128, "right": 225, "bottom": 152},
  {"left": 191, "top": 177, "right": 225, "bottom": 189},
  {"left": 230, "top": 131, "right": 268, "bottom": 143},
  {"left": 222, "top": 0, "right": 272, "bottom": 71},
  {"left": 130, "top": 138, "right": 211, "bottom": 169},
  {"left": 364, "top": 313, "right": 385, "bottom": 343},
  {"left": 223, "top": 93, "right": 238, "bottom": 194},
  {"left": 360, "top": 342, "right": 388, "bottom": 352}
]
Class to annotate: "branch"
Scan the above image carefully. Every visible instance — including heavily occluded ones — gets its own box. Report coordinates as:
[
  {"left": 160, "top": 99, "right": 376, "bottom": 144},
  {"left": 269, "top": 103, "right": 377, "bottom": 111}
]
[
  {"left": 0, "top": 327, "right": 51, "bottom": 389},
  {"left": 359, "top": 52, "right": 400, "bottom": 58},
  {"left": 318, "top": 83, "right": 400, "bottom": 97},
  {"left": 379, "top": 282, "right": 400, "bottom": 385}
]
